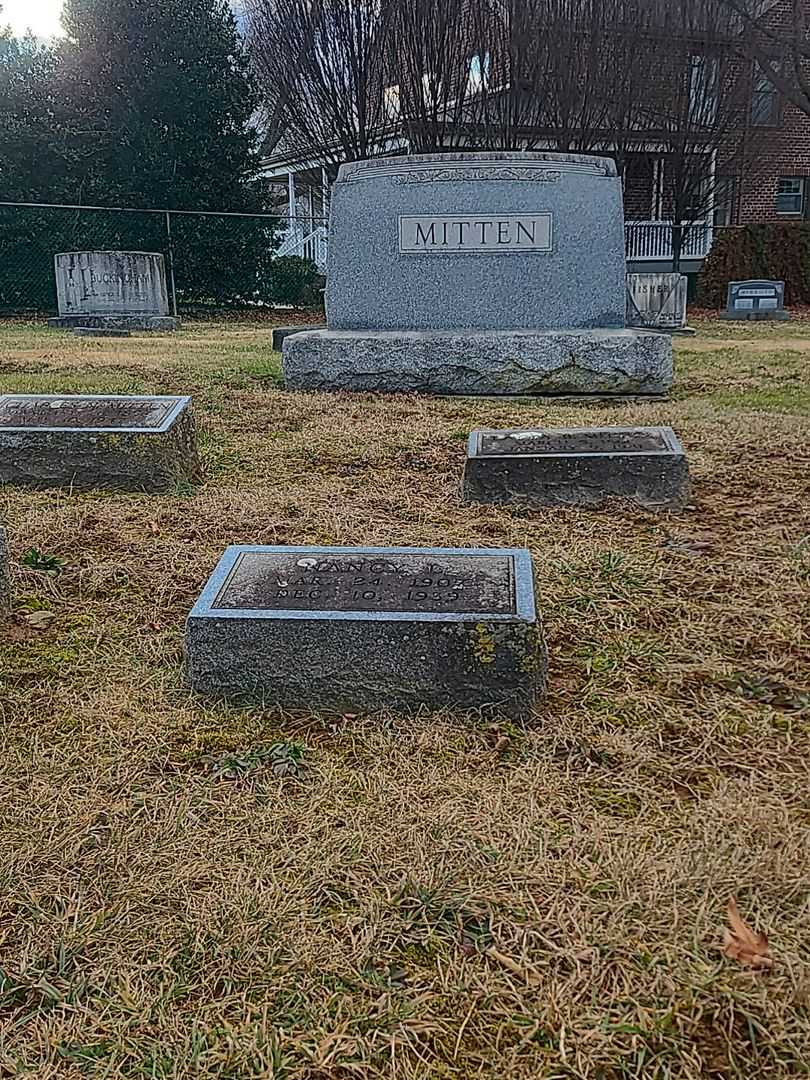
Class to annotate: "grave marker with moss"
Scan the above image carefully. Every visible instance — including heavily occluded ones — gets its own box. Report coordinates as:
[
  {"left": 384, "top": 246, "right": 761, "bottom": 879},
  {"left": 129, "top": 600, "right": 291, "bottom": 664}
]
[{"left": 186, "top": 545, "right": 545, "bottom": 718}]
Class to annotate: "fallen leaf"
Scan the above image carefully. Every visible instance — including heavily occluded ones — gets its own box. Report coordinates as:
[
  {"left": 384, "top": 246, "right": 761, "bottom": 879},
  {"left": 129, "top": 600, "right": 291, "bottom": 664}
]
[
  {"left": 24, "top": 611, "right": 56, "bottom": 630},
  {"left": 484, "top": 946, "right": 541, "bottom": 986},
  {"left": 148, "top": 622, "right": 161, "bottom": 632},
  {"left": 723, "top": 897, "right": 773, "bottom": 970}
]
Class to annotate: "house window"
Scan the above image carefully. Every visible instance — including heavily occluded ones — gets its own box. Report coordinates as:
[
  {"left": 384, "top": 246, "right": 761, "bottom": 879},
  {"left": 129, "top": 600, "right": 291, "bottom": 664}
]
[
  {"left": 751, "top": 61, "right": 780, "bottom": 126},
  {"left": 713, "top": 176, "right": 737, "bottom": 227},
  {"left": 383, "top": 84, "right": 400, "bottom": 120},
  {"left": 689, "top": 54, "right": 719, "bottom": 125},
  {"left": 422, "top": 71, "right": 438, "bottom": 101},
  {"left": 776, "top": 177, "right": 805, "bottom": 215},
  {"left": 468, "top": 52, "right": 491, "bottom": 94}
]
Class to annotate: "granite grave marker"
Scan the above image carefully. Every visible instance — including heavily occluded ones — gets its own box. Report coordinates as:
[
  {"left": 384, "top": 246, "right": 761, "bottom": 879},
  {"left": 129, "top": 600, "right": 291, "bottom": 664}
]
[
  {"left": 49, "top": 251, "right": 180, "bottom": 331},
  {"left": 720, "top": 280, "right": 789, "bottom": 321},
  {"left": 283, "top": 152, "right": 673, "bottom": 396},
  {"left": 185, "top": 545, "right": 546, "bottom": 718},
  {"left": 463, "top": 426, "right": 690, "bottom": 510},
  {"left": 0, "top": 394, "right": 202, "bottom": 492},
  {"left": 626, "top": 273, "right": 688, "bottom": 331}
]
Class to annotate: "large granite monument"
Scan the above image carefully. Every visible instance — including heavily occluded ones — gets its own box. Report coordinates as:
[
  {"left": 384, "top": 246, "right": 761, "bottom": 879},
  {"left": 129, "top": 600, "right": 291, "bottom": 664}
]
[
  {"left": 283, "top": 152, "right": 672, "bottom": 395},
  {"left": 0, "top": 394, "right": 201, "bottom": 492},
  {"left": 49, "top": 251, "right": 179, "bottom": 331},
  {"left": 186, "top": 545, "right": 546, "bottom": 718}
]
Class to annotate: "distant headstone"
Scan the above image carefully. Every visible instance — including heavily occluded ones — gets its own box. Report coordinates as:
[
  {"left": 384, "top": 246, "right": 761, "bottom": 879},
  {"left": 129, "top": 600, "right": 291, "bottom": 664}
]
[
  {"left": 186, "top": 545, "right": 546, "bottom": 718},
  {"left": 284, "top": 152, "right": 673, "bottom": 396},
  {"left": 463, "top": 426, "right": 690, "bottom": 510},
  {"left": 0, "top": 528, "right": 9, "bottom": 616},
  {"left": 0, "top": 394, "right": 202, "bottom": 492},
  {"left": 49, "top": 251, "right": 180, "bottom": 331},
  {"left": 626, "top": 273, "right": 688, "bottom": 331},
  {"left": 720, "top": 280, "right": 789, "bottom": 321},
  {"left": 272, "top": 324, "right": 326, "bottom": 351}
]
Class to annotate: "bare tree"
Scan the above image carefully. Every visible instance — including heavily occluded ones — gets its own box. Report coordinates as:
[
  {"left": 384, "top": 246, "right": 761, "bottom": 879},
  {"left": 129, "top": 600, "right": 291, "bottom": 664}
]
[
  {"left": 638, "top": 0, "right": 759, "bottom": 271},
  {"left": 717, "top": 0, "right": 810, "bottom": 116},
  {"left": 246, "top": 0, "right": 769, "bottom": 273},
  {"left": 245, "top": 0, "right": 398, "bottom": 167}
]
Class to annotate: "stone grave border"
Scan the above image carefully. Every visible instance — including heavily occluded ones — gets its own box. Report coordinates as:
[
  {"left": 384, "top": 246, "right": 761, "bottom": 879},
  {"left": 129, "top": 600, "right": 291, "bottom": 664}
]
[
  {"left": 0, "top": 393, "right": 191, "bottom": 433},
  {"left": 189, "top": 544, "right": 537, "bottom": 625}
]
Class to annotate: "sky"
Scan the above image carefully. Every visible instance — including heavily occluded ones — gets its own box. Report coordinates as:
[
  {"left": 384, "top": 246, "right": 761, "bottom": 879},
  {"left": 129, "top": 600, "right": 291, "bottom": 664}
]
[
  {"left": 2, "top": 0, "right": 64, "bottom": 37},
  {"left": 2, "top": 0, "right": 246, "bottom": 38}
]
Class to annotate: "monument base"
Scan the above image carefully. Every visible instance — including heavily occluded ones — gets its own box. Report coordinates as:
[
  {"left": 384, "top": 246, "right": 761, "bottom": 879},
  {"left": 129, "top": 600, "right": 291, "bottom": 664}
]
[
  {"left": 719, "top": 310, "right": 790, "bottom": 322},
  {"left": 48, "top": 314, "right": 180, "bottom": 332},
  {"left": 283, "top": 328, "right": 672, "bottom": 396}
]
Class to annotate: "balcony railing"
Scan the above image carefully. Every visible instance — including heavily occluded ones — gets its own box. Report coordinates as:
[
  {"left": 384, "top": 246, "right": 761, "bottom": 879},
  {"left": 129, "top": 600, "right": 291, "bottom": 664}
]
[{"left": 625, "top": 220, "right": 714, "bottom": 262}]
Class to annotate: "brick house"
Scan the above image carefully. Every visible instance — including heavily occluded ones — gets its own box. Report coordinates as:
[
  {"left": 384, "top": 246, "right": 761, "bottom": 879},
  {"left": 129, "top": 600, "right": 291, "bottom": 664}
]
[{"left": 260, "top": 0, "right": 810, "bottom": 275}]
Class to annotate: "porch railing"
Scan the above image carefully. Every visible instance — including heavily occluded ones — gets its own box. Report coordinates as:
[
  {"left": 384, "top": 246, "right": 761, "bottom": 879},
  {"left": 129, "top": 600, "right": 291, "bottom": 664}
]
[
  {"left": 277, "top": 220, "right": 329, "bottom": 272},
  {"left": 277, "top": 218, "right": 716, "bottom": 272},
  {"left": 625, "top": 220, "right": 714, "bottom": 262}
]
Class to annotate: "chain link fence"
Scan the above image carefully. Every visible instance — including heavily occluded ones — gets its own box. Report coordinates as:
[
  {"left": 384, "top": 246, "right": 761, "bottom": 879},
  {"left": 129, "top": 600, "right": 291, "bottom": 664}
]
[{"left": 0, "top": 201, "right": 328, "bottom": 314}]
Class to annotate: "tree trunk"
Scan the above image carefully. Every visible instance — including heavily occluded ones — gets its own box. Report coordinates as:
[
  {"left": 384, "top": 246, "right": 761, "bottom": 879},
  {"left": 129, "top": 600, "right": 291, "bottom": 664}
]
[{"left": 671, "top": 223, "right": 684, "bottom": 274}]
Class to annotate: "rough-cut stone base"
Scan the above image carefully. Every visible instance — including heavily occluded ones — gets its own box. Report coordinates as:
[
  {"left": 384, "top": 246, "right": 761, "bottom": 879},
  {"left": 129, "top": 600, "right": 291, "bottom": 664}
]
[
  {"left": 283, "top": 328, "right": 672, "bottom": 395},
  {"left": 49, "top": 314, "right": 180, "bottom": 332},
  {"left": 73, "top": 327, "right": 132, "bottom": 338}
]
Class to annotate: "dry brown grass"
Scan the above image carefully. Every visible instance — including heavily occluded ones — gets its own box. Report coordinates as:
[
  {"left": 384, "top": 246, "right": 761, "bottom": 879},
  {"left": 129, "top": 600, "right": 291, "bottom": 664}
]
[{"left": 1, "top": 318, "right": 809, "bottom": 1079}]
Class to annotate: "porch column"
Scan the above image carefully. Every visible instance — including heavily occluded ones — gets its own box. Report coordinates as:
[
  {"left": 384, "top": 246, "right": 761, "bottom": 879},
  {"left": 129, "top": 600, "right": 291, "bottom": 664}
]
[
  {"left": 287, "top": 172, "right": 296, "bottom": 225},
  {"left": 321, "top": 167, "right": 329, "bottom": 222}
]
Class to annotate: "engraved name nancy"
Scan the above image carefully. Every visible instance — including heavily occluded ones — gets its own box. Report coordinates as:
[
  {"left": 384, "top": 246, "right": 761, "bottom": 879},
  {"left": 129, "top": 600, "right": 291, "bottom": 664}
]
[
  {"left": 399, "top": 213, "right": 552, "bottom": 254},
  {"left": 269, "top": 557, "right": 471, "bottom": 604}
]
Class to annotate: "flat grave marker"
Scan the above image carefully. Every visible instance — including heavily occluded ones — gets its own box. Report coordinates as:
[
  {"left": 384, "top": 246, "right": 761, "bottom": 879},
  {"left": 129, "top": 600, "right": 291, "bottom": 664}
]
[
  {"left": 186, "top": 545, "right": 546, "bottom": 718},
  {"left": 0, "top": 394, "right": 202, "bottom": 492},
  {"left": 463, "top": 426, "right": 690, "bottom": 510}
]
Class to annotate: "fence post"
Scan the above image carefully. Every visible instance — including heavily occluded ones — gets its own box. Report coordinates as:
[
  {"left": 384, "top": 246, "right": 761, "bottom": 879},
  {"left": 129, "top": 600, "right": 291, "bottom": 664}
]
[{"left": 164, "top": 210, "right": 178, "bottom": 317}]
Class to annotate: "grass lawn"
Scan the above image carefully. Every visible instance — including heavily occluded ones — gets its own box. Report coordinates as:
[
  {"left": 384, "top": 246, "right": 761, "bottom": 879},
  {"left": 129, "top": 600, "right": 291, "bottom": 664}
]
[{"left": 1, "top": 316, "right": 809, "bottom": 1079}]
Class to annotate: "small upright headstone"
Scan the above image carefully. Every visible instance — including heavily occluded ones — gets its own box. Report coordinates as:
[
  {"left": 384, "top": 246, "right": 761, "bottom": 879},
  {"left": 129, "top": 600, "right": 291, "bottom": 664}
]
[
  {"left": 720, "top": 280, "right": 789, "bottom": 321},
  {"left": 272, "top": 324, "right": 326, "bottom": 351},
  {"left": 283, "top": 152, "right": 673, "bottom": 396},
  {"left": 463, "top": 426, "right": 690, "bottom": 510},
  {"left": 49, "top": 251, "right": 180, "bottom": 331},
  {"left": 626, "top": 273, "right": 688, "bottom": 331},
  {"left": 0, "top": 394, "right": 202, "bottom": 492},
  {"left": 186, "top": 545, "right": 546, "bottom": 718}
]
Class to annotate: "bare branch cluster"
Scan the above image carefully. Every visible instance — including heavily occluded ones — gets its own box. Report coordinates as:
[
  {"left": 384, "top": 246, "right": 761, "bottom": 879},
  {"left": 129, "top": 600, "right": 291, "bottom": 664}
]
[{"left": 246, "top": 0, "right": 779, "bottom": 264}]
